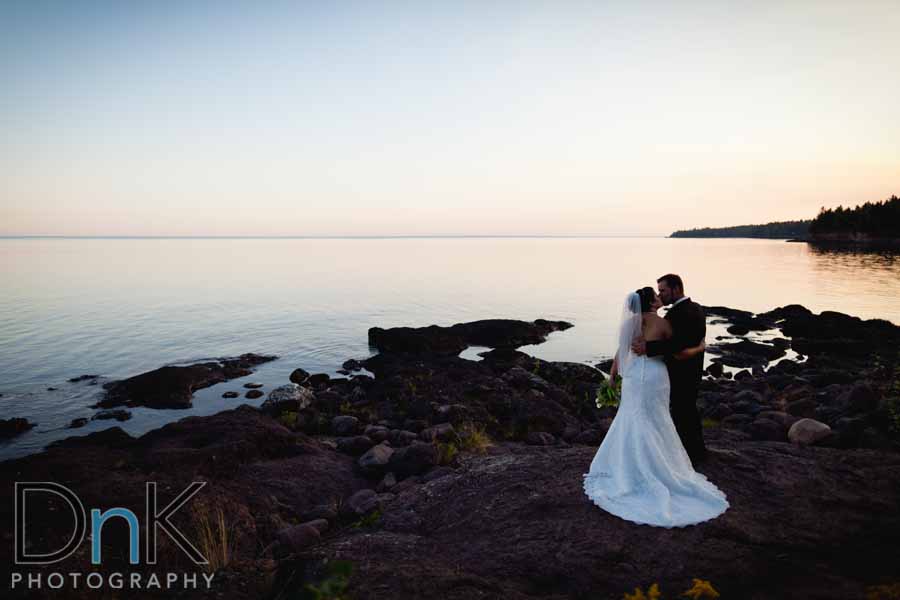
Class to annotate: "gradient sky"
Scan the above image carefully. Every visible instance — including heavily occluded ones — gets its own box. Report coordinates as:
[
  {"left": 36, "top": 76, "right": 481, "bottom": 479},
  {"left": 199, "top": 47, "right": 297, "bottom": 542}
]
[{"left": 2, "top": 1, "right": 898, "bottom": 236}]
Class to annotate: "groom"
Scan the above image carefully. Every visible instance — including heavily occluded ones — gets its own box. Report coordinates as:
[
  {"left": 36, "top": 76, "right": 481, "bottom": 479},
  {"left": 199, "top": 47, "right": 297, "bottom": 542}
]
[{"left": 631, "top": 274, "right": 708, "bottom": 464}]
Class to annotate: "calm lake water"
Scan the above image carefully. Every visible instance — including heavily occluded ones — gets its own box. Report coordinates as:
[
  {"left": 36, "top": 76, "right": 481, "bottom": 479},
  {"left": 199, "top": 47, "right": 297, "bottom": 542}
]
[{"left": 1, "top": 237, "right": 898, "bottom": 459}]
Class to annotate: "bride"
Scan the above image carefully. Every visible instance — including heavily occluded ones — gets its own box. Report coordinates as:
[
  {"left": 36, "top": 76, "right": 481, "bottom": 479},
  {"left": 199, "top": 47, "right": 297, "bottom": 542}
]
[{"left": 582, "top": 287, "right": 729, "bottom": 527}]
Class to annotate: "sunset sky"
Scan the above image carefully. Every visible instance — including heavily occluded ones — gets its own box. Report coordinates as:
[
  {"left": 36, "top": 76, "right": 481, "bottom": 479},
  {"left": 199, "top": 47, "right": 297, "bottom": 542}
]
[{"left": 2, "top": 1, "right": 898, "bottom": 237}]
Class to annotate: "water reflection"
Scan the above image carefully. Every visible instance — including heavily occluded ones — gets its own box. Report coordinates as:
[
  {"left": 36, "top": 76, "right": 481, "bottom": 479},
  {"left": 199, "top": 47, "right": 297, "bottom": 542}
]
[{"left": 1, "top": 237, "right": 899, "bottom": 460}]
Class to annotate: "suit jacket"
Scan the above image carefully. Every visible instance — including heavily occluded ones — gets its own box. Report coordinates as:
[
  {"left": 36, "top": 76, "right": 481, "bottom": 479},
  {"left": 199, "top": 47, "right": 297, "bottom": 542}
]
[{"left": 645, "top": 297, "right": 706, "bottom": 393}]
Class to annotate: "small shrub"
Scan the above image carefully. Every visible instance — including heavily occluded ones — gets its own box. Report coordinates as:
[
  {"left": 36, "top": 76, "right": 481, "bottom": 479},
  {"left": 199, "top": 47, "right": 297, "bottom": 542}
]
[
  {"left": 436, "top": 441, "right": 459, "bottom": 465},
  {"left": 683, "top": 579, "right": 720, "bottom": 599},
  {"left": 300, "top": 558, "right": 353, "bottom": 600},
  {"left": 190, "top": 502, "right": 235, "bottom": 574},
  {"left": 350, "top": 508, "right": 382, "bottom": 529},
  {"left": 622, "top": 579, "right": 719, "bottom": 600},
  {"left": 624, "top": 583, "right": 661, "bottom": 600},
  {"left": 866, "top": 582, "right": 900, "bottom": 600},
  {"left": 278, "top": 411, "right": 298, "bottom": 429},
  {"left": 458, "top": 422, "right": 493, "bottom": 454}
]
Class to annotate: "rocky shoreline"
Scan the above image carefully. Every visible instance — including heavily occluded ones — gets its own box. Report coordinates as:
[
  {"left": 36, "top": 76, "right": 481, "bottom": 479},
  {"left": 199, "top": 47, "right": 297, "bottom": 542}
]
[{"left": 1, "top": 307, "right": 899, "bottom": 599}]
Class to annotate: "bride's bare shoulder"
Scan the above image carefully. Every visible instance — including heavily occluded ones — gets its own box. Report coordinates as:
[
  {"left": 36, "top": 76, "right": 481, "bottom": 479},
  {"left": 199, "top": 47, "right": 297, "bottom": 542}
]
[{"left": 642, "top": 313, "right": 672, "bottom": 339}]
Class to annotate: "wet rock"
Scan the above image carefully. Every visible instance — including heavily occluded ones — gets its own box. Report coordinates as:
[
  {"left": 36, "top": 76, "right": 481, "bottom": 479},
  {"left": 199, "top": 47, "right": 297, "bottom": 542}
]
[
  {"left": 222, "top": 391, "right": 239, "bottom": 398},
  {"left": 708, "top": 339, "right": 787, "bottom": 368},
  {"left": 245, "top": 389, "right": 264, "bottom": 399},
  {"left": 307, "top": 373, "right": 331, "bottom": 387},
  {"left": 595, "top": 358, "right": 614, "bottom": 373},
  {"left": 68, "top": 417, "right": 89, "bottom": 429},
  {"left": 0, "top": 418, "right": 35, "bottom": 439},
  {"left": 289, "top": 368, "right": 310, "bottom": 384},
  {"left": 93, "top": 409, "right": 132, "bottom": 421},
  {"left": 243, "top": 382, "right": 264, "bottom": 389},
  {"left": 97, "top": 353, "right": 277, "bottom": 409},
  {"left": 368, "top": 318, "right": 573, "bottom": 355},
  {"left": 68, "top": 374, "right": 99, "bottom": 383},
  {"left": 260, "top": 384, "right": 315, "bottom": 414},
  {"left": 770, "top": 359, "right": 802, "bottom": 375},
  {"left": 342, "top": 359, "right": 363, "bottom": 372},
  {"left": 706, "top": 362, "right": 725, "bottom": 378}
]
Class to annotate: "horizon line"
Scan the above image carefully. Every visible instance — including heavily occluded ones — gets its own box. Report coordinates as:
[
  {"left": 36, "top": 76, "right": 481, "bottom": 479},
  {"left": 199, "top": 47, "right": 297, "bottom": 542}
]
[{"left": 0, "top": 234, "right": 675, "bottom": 240}]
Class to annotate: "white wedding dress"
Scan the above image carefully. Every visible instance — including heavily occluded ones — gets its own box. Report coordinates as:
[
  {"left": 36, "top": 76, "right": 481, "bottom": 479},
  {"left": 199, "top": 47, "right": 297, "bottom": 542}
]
[{"left": 582, "top": 292, "right": 729, "bottom": 528}]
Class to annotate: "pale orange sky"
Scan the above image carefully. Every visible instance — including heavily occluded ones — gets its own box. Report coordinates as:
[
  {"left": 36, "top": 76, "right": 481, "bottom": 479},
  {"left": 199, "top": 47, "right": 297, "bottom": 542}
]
[{"left": 2, "top": 2, "right": 898, "bottom": 236}]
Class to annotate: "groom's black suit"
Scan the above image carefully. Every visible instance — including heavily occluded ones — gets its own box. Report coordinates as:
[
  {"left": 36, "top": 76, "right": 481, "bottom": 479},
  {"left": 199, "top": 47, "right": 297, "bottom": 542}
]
[{"left": 644, "top": 297, "right": 708, "bottom": 464}]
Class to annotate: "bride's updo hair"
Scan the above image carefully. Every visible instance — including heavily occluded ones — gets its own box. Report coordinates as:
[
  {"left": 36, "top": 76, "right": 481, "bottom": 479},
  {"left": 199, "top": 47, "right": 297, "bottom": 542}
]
[{"left": 635, "top": 287, "right": 655, "bottom": 313}]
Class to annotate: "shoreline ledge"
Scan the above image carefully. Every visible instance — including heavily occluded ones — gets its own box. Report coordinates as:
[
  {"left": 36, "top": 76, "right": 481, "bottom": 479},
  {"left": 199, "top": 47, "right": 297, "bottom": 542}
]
[{"left": 1, "top": 307, "right": 899, "bottom": 599}]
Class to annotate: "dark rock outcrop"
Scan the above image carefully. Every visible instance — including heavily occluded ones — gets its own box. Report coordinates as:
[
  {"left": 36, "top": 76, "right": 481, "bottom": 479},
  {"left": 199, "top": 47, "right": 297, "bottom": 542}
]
[
  {"left": 368, "top": 318, "right": 573, "bottom": 355},
  {"left": 96, "top": 353, "right": 277, "bottom": 409},
  {"left": 0, "top": 418, "right": 35, "bottom": 439}
]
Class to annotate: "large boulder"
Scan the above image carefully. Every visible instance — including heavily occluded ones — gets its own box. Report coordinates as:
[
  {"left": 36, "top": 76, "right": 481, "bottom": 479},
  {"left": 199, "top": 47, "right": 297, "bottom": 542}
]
[
  {"left": 788, "top": 418, "right": 832, "bottom": 446},
  {"left": 261, "top": 384, "right": 315, "bottom": 415}
]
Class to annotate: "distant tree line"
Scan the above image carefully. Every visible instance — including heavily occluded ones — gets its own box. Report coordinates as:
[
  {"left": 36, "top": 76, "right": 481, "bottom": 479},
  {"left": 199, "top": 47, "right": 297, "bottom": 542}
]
[
  {"left": 670, "top": 220, "right": 811, "bottom": 239},
  {"left": 809, "top": 195, "right": 900, "bottom": 237}
]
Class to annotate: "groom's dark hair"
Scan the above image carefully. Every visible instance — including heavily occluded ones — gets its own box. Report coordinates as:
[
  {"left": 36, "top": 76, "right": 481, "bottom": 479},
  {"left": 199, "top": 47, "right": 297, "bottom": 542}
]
[{"left": 657, "top": 273, "right": 684, "bottom": 292}]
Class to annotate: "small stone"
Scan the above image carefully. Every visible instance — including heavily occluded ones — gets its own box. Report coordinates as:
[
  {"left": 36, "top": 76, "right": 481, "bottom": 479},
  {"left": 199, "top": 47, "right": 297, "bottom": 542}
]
[
  {"left": 93, "top": 409, "right": 132, "bottom": 422},
  {"left": 358, "top": 442, "right": 394, "bottom": 474},
  {"left": 289, "top": 368, "right": 310, "bottom": 384},
  {"left": 245, "top": 389, "right": 264, "bottom": 399}
]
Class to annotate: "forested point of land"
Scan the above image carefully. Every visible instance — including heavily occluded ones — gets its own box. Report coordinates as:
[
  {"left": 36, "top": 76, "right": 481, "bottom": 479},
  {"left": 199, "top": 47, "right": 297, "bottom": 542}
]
[
  {"left": 809, "top": 195, "right": 899, "bottom": 238},
  {"left": 670, "top": 195, "right": 899, "bottom": 241},
  {"left": 669, "top": 220, "right": 811, "bottom": 239}
]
